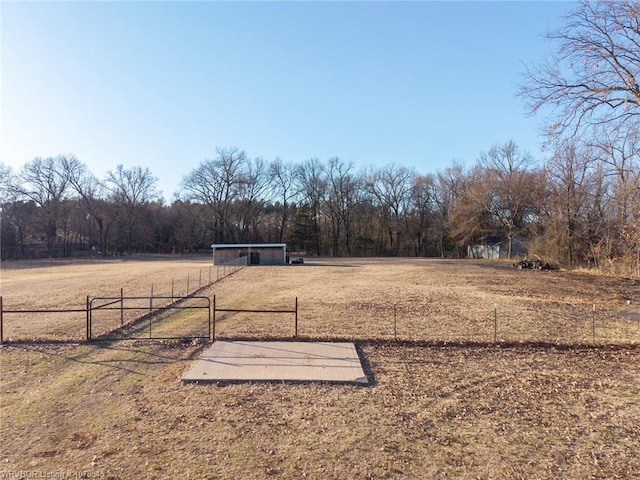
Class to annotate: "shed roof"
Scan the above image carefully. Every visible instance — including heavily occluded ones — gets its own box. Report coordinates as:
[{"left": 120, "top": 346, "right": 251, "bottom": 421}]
[{"left": 210, "top": 243, "right": 287, "bottom": 249}]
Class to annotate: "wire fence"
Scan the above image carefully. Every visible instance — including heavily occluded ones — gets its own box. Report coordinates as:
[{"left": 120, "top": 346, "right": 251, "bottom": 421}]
[
  {"left": 0, "top": 265, "right": 243, "bottom": 343},
  {"left": 208, "top": 298, "right": 639, "bottom": 345},
  {"left": 212, "top": 295, "right": 298, "bottom": 341},
  {"left": 1, "top": 278, "right": 638, "bottom": 345},
  {"left": 333, "top": 302, "right": 639, "bottom": 345}
]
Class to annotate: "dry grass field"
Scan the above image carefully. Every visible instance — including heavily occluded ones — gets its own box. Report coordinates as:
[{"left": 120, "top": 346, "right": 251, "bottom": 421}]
[
  {"left": 0, "top": 256, "right": 229, "bottom": 341},
  {"left": 1, "top": 256, "right": 639, "bottom": 479}
]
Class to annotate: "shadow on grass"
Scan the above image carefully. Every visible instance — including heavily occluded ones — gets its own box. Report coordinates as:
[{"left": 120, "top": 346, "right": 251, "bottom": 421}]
[
  {"left": 3, "top": 339, "right": 208, "bottom": 376},
  {"left": 297, "top": 262, "right": 360, "bottom": 268}
]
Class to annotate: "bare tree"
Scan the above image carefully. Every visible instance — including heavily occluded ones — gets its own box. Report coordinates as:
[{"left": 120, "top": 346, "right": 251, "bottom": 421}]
[
  {"left": 296, "top": 158, "right": 327, "bottom": 255},
  {"left": 324, "top": 157, "right": 358, "bottom": 256},
  {"left": 450, "top": 142, "right": 543, "bottom": 258},
  {"left": 624, "top": 180, "right": 640, "bottom": 275},
  {"left": 269, "top": 157, "right": 299, "bottom": 243},
  {"left": 434, "top": 162, "right": 471, "bottom": 257},
  {"left": 233, "top": 156, "right": 270, "bottom": 242},
  {"left": 165, "top": 199, "right": 210, "bottom": 252},
  {"left": 365, "top": 164, "right": 414, "bottom": 255},
  {"left": 519, "top": 0, "right": 640, "bottom": 139},
  {"left": 406, "top": 174, "right": 437, "bottom": 256},
  {"left": 0, "top": 162, "right": 15, "bottom": 204},
  {"left": 589, "top": 124, "right": 640, "bottom": 224},
  {"left": 12, "top": 156, "right": 74, "bottom": 255},
  {"left": 63, "top": 156, "right": 113, "bottom": 254},
  {"left": 105, "top": 164, "right": 159, "bottom": 254},
  {"left": 477, "top": 141, "right": 545, "bottom": 257},
  {"left": 181, "top": 147, "right": 247, "bottom": 243},
  {"left": 587, "top": 124, "right": 640, "bottom": 271},
  {"left": 449, "top": 164, "right": 496, "bottom": 254},
  {"left": 1, "top": 163, "right": 19, "bottom": 259},
  {"left": 538, "top": 139, "right": 599, "bottom": 266}
]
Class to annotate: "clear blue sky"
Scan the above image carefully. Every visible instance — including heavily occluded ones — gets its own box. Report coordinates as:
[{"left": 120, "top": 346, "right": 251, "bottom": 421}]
[{"left": 1, "top": 1, "right": 574, "bottom": 202}]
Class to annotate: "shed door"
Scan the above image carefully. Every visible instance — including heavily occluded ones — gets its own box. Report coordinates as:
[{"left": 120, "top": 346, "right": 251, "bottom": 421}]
[{"left": 250, "top": 252, "right": 260, "bottom": 265}]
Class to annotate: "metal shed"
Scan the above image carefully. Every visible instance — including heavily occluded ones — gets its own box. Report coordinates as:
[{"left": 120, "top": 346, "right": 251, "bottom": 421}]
[
  {"left": 211, "top": 243, "right": 287, "bottom": 266},
  {"left": 467, "top": 234, "right": 529, "bottom": 259}
]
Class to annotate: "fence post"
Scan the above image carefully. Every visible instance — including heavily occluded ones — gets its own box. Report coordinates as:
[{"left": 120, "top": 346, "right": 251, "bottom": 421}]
[
  {"left": 295, "top": 297, "right": 298, "bottom": 338},
  {"left": 120, "top": 287, "right": 124, "bottom": 326},
  {"left": 150, "top": 284, "right": 154, "bottom": 315},
  {"left": 199, "top": 269, "right": 202, "bottom": 289},
  {"left": 212, "top": 295, "right": 216, "bottom": 342},
  {"left": 187, "top": 275, "right": 190, "bottom": 297},
  {"left": 86, "top": 296, "right": 90, "bottom": 341},
  {"left": 208, "top": 297, "right": 212, "bottom": 341},
  {"left": 592, "top": 304, "right": 596, "bottom": 343},
  {"left": 493, "top": 304, "right": 497, "bottom": 343},
  {"left": 208, "top": 267, "right": 211, "bottom": 285},
  {"left": 1, "top": 296, "right": 3, "bottom": 344},
  {"left": 171, "top": 278, "right": 175, "bottom": 301}
]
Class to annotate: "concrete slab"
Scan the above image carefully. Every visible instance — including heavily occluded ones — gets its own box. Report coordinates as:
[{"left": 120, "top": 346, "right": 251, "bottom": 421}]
[{"left": 182, "top": 341, "right": 369, "bottom": 385}]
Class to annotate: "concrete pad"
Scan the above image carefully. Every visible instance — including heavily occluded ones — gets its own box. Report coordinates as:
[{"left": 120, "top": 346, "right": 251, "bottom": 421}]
[{"left": 182, "top": 341, "right": 369, "bottom": 385}]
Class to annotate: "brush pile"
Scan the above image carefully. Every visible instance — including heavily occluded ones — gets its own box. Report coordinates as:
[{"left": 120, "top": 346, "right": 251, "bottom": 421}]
[{"left": 513, "top": 255, "right": 551, "bottom": 270}]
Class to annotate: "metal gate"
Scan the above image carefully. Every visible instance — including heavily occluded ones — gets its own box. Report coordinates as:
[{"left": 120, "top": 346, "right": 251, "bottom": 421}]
[{"left": 89, "top": 295, "right": 211, "bottom": 340}]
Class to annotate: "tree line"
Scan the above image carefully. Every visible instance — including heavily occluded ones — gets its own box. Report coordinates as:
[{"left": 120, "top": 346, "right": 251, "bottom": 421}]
[
  {"left": 1, "top": 1, "right": 639, "bottom": 275},
  {"left": 1, "top": 135, "right": 638, "bottom": 275}
]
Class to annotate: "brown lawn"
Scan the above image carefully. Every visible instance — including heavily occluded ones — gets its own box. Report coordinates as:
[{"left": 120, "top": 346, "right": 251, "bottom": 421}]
[{"left": 0, "top": 256, "right": 639, "bottom": 479}]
